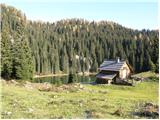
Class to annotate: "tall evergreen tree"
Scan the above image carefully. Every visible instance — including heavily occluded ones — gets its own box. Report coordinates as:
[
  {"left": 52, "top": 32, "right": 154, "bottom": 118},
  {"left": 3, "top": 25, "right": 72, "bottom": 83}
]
[{"left": 1, "top": 25, "right": 12, "bottom": 79}]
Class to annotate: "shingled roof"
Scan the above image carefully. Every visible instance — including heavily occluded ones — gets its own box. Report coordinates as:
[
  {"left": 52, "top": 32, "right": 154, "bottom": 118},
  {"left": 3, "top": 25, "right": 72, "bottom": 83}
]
[{"left": 99, "top": 59, "right": 133, "bottom": 72}]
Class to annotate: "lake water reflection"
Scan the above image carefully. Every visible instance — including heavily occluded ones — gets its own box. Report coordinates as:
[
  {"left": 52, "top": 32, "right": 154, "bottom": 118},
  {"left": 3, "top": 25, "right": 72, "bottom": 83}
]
[{"left": 31, "top": 74, "right": 96, "bottom": 85}]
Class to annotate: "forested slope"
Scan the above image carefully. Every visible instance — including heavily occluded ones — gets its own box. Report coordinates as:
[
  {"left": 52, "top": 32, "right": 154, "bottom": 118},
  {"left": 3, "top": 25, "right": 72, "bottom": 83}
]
[
  {"left": 1, "top": 4, "right": 34, "bottom": 79},
  {"left": 1, "top": 4, "right": 159, "bottom": 79}
]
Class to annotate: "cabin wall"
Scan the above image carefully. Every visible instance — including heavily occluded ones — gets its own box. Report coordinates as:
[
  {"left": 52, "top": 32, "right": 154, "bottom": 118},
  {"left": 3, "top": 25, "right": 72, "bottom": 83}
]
[
  {"left": 96, "top": 78, "right": 112, "bottom": 84},
  {"left": 119, "top": 62, "right": 131, "bottom": 79}
]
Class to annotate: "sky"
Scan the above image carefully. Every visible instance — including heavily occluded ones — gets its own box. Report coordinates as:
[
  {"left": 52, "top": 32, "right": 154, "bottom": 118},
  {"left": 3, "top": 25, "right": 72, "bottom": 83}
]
[{"left": 1, "top": 0, "right": 158, "bottom": 30}]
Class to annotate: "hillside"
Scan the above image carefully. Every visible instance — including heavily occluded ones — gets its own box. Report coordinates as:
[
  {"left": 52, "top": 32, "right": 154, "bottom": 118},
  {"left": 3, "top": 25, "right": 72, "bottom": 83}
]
[{"left": 1, "top": 4, "right": 159, "bottom": 80}]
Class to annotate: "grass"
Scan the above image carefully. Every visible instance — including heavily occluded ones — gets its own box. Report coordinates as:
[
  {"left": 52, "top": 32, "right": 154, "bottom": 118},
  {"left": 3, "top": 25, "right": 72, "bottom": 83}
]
[
  {"left": 132, "top": 71, "right": 157, "bottom": 78},
  {"left": 1, "top": 72, "right": 159, "bottom": 119}
]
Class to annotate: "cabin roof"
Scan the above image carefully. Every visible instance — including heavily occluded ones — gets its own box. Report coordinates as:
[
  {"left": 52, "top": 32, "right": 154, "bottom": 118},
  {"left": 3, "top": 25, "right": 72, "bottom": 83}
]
[
  {"left": 96, "top": 73, "right": 117, "bottom": 79},
  {"left": 99, "top": 59, "right": 133, "bottom": 72}
]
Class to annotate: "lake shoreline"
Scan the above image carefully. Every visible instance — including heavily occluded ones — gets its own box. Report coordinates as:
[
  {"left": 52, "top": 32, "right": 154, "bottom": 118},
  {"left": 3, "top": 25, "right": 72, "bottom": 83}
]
[
  {"left": 34, "top": 72, "right": 97, "bottom": 78},
  {"left": 34, "top": 74, "right": 68, "bottom": 78}
]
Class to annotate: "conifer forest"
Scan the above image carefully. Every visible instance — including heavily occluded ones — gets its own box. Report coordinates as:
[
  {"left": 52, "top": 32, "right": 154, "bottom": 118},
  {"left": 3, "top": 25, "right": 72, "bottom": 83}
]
[{"left": 1, "top": 4, "right": 159, "bottom": 80}]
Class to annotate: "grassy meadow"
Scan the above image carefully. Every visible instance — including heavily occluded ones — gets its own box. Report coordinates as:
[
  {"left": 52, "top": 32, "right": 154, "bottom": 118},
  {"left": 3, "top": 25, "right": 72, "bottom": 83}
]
[{"left": 1, "top": 72, "right": 159, "bottom": 119}]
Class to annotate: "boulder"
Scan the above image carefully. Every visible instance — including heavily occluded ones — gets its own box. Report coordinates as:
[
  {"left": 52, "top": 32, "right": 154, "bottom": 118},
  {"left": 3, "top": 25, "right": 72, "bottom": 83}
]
[
  {"left": 1, "top": 79, "right": 7, "bottom": 84},
  {"left": 134, "top": 102, "right": 159, "bottom": 118},
  {"left": 25, "top": 81, "right": 31, "bottom": 84},
  {"left": 79, "top": 84, "right": 83, "bottom": 89},
  {"left": 144, "top": 102, "right": 154, "bottom": 107},
  {"left": 24, "top": 81, "right": 34, "bottom": 89},
  {"left": 25, "top": 84, "right": 33, "bottom": 89},
  {"left": 38, "top": 83, "right": 52, "bottom": 91},
  {"left": 113, "top": 108, "right": 124, "bottom": 116},
  {"left": 27, "top": 108, "right": 34, "bottom": 113},
  {"left": 10, "top": 80, "right": 19, "bottom": 84}
]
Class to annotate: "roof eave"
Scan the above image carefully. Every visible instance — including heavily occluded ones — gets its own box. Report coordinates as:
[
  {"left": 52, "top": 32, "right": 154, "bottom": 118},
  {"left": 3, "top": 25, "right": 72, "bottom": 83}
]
[{"left": 98, "top": 68, "right": 120, "bottom": 72}]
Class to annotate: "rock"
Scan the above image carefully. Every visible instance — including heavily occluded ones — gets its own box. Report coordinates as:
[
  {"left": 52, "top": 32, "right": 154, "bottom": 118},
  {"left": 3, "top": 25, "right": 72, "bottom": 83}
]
[
  {"left": 113, "top": 108, "right": 124, "bottom": 116},
  {"left": 85, "top": 110, "right": 103, "bottom": 118},
  {"left": 144, "top": 102, "right": 154, "bottom": 107},
  {"left": 90, "top": 112, "right": 103, "bottom": 118},
  {"left": 66, "top": 91, "right": 69, "bottom": 93},
  {"left": 62, "top": 85, "right": 69, "bottom": 90},
  {"left": 10, "top": 80, "right": 18, "bottom": 84},
  {"left": 2, "top": 111, "right": 12, "bottom": 116},
  {"left": 134, "top": 102, "right": 159, "bottom": 118},
  {"left": 25, "top": 81, "right": 31, "bottom": 84},
  {"left": 38, "top": 83, "right": 52, "bottom": 91},
  {"left": 44, "top": 82, "right": 50, "bottom": 84},
  {"left": 134, "top": 115, "right": 140, "bottom": 119},
  {"left": 7, "top": 111, "right": 12, "bottom": 115},
  {"left": 25, "top": 84, "right": 33, "bottom": 89},
  {"left": 13, "top": 103, "right": 16, "bottom": 107},
  {"left": 28, "top": 108, "right": 34, "bottom": 113},
  {"left": 53, "top": 95, "right": 58, "bottom": 98},
  {"left": 79, "top": 84, "right": 83, "bottom": 89},
  {"left": 1, "top": 80, "right": 7, "bottom": 84},
  {"left": 79, "top": 103, "right": 83, "bottom": 107}
]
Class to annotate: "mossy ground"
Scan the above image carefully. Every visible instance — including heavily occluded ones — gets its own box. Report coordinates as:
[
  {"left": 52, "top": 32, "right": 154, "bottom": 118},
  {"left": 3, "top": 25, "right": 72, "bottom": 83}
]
[{"left": 1, "top": 72, "right": 159, "bottom": 119}]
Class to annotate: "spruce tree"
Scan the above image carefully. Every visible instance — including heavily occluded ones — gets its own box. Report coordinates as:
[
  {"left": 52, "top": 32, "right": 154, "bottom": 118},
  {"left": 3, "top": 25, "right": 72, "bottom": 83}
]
[
  {"left": 54, "top": 48, "right": 60, "bottom": 74},
  {"left": 149, "top": 58, "right": 156, "bottom": 72},
  {"left": 1, "top": 25, "right": 12, "bottom": 79}
]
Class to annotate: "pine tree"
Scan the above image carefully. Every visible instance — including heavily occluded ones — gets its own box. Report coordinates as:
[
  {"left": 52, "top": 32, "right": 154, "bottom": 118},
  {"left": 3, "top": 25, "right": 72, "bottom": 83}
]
[
  {"left": 1, "top": 25, "right": 12, "bottom": 79},
  {"left": 54, "top": 48, "right": 60, "bottom": 74},
  {"left": 61, "top": 47, "right": 69, "bottom": 73},
  {"left": 11, "top": 19, "right": 34, "bottom": 79},
  {"left": 149, "top": 58, "right": 156, "bottom": 72},
  {"left": 12, "top": 35, "right": 34, "bottom": 79}
]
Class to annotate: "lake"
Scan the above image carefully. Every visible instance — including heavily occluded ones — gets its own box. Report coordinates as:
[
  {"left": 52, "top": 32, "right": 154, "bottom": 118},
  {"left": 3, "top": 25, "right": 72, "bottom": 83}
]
[{"left": 30, "top": 74, "right": 96, "bottom": 85}]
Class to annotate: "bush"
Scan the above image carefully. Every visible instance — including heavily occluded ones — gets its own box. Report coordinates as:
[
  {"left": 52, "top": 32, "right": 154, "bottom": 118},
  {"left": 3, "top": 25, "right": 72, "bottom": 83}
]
[{"left": 148, "top": 76, "right": 159, "bottom": 82}]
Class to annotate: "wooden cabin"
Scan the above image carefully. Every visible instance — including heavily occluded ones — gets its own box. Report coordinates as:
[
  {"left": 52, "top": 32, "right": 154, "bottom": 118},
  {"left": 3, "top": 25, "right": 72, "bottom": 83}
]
[{"left": 96, "top": 58, "right": 133, "bottom": 84}]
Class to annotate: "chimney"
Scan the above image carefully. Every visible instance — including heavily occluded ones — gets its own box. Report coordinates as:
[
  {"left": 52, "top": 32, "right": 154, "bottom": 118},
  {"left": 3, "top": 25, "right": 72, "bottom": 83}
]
[{"left": 116, "top": 57, "right": 120, "bottom": 63}]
